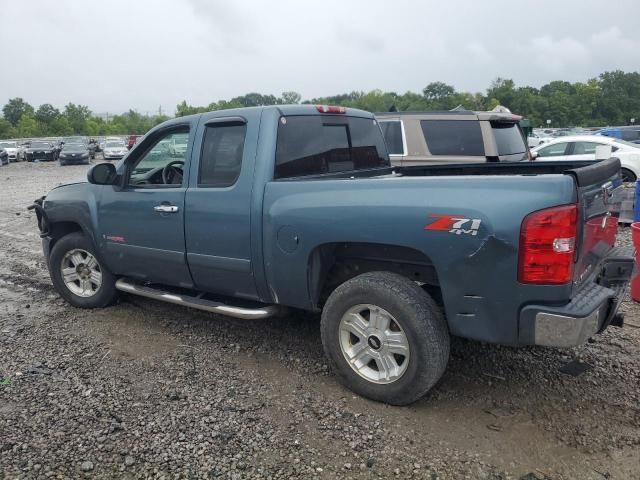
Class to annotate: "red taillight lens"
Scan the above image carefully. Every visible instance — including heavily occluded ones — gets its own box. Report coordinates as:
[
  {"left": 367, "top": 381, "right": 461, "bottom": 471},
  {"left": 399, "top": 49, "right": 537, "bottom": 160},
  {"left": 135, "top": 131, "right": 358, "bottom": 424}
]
[
  {"left": 315, "top": 105, "right": 346, "bottom": 114},
  {"left": 518, "top": 204, "right": 578, "bottom": 284}
]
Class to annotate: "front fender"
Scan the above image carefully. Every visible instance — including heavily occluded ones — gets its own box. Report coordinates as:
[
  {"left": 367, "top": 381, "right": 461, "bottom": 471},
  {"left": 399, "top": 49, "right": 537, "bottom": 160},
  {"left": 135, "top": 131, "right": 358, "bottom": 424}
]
[{"left": 42, "top": 182, "right": 102, "bottom": 253}]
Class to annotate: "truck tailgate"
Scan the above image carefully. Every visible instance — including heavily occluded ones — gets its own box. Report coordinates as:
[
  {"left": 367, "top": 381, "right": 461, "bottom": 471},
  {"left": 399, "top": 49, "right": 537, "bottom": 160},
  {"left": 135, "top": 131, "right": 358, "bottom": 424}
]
[{"left": 568, "top": 158, "right": 623, "bottom": 289}]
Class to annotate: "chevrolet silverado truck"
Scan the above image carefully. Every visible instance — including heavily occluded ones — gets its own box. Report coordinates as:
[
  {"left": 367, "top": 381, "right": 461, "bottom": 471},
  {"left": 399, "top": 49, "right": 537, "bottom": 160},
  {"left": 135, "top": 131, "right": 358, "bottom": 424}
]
[{"left": 30, "top": 105, "right": 634, "bottom": 405}]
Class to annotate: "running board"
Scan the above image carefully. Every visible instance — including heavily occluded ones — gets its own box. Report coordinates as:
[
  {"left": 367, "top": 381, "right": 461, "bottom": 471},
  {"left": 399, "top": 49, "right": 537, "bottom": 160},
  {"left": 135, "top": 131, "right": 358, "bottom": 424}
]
[{"left": 115, "top": 278, "right": 278, "bottom": 320}]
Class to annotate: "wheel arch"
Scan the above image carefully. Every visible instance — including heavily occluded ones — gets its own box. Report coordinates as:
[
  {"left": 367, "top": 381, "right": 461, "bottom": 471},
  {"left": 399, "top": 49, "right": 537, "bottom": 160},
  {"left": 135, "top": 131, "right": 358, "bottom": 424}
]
[
  {"left": 619, "top": 161, "right": 638, "bottom": 181},
  {"left": 307, "top": 242, "right": 441, "bottom": 310},
  {"left": 47, "top": 221, "right": 96, "bottom": 257}
]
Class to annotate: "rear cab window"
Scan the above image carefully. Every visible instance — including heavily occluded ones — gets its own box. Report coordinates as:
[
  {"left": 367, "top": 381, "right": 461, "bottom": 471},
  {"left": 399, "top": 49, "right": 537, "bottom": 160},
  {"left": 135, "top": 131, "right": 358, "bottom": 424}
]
[
  {"left": 420, "top": 120, "right": 484, "bottom": 156},
  {"left": 275, "top": 115, "right": 389, "bottom": 179}
]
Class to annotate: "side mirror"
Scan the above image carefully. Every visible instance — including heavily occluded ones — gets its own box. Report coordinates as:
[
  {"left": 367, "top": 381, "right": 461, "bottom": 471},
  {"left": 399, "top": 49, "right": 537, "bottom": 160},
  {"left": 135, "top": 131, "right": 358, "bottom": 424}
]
[
  {"left": 87, "top": 163, "right": 117, "bottom": 185},
  {"left": 530, "top": 151, "right": 539, "bottom": 160}
]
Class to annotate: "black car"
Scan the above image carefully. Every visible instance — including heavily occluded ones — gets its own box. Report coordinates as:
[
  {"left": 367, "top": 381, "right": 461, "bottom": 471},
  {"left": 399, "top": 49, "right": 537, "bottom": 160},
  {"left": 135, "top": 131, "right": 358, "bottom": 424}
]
[
  {"left": 25, "top": 141, "right": 56, "bottom": 162},
  {"left": 0, "top": 147, "right": 8, "bottom": 166},
  {"left": 58, "top": 143, "right": 91, "bottom": 166},
  {"left": 63, "top": 136, "right": 95, "bottom": 159},
  {"left": 24, "top": 140, "right": 56, "bottom": 162}
]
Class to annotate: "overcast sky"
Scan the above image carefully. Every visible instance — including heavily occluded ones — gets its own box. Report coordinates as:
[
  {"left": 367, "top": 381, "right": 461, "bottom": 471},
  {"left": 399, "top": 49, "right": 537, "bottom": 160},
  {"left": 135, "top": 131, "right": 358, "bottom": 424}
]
[{"left": 1, "top": 0, "right": 639, "bottom": 116}]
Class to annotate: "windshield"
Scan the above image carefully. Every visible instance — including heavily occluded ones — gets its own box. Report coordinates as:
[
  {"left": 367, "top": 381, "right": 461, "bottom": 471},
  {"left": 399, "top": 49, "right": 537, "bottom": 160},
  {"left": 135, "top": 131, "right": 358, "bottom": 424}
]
[
  {"left": 106, "top": 142, "right": 123, "bottom": 148},
  {"left": 31, "top": 142, "right": 50, "bottom": 149},
  {"left": 0, "top": 142, "right": 16, "bottom": 148},
  {"left": 63, "top": 143, "right": 86, "bottom": 150}
]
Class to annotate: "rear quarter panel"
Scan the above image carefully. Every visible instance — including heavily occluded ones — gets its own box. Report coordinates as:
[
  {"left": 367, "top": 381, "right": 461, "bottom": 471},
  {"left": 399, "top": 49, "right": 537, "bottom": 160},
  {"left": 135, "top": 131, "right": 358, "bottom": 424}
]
[{"left": 263, "top": 174, "right": 577, "bottom": 345}]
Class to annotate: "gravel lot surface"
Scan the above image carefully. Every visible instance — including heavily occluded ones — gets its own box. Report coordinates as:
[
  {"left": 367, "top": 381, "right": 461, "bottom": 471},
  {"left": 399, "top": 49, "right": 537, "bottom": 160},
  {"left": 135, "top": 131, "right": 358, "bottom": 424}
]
[{"left": 1, "top": 161, "right": 639, "bottom": 479}]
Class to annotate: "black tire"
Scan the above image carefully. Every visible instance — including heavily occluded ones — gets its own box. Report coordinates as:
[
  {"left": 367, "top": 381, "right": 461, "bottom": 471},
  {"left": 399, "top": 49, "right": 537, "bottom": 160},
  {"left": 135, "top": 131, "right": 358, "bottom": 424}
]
[
  {"left": 320, "top": 271, "right": 449, "bottom": 405},
  {"left": 59, "top": 160, "right": 66, "bottom": 166},
  {"left": 621, "top": 168, "right": 637, "bottom": 183},
  {"left": 49, "top": 232, "right": 118, "bottom": 308}
]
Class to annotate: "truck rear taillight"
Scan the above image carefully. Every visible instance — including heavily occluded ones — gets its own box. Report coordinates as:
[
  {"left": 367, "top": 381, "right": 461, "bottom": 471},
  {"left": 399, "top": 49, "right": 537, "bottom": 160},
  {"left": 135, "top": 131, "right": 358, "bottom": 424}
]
[
  {"left": 316, "top": 105, "right": 346, "bottom": 114},
  {"left": 518, "top": 204, "right": 578, "bottom": 284}
]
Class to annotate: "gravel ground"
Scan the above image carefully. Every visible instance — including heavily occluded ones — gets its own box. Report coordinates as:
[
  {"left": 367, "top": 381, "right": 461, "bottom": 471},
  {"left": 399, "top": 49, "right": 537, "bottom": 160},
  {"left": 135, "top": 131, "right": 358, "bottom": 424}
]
[{"left": 1, "top": 161, "right": 639, "bottom": 480}]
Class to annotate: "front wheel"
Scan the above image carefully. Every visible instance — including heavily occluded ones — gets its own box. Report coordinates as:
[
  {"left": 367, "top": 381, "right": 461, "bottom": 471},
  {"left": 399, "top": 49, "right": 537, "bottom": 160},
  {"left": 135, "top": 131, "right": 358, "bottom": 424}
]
[
  {"left": 49, "top": 232, "right": 118, "bottom": 308},
  {"left": 320, "top": 272, "right": 450, "bottom": 405}
]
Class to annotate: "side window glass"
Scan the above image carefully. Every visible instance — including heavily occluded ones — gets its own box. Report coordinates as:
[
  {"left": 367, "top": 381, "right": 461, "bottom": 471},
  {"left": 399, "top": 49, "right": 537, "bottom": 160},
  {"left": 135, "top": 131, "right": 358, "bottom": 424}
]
[
  {"left": 128, "top": 130, "right": 189, "bottom": 187},
  {"left": 380, "top": 121, "right": 405, "bottom": 155},
  {"left": 572, "top": 142, "right": 599, "bottom": 155},
  {"left": 537, "top": 142, "right": 568, "bottom": 157},
  {"left": 420, "top": 120, "right": 484, "bottom": 156},
  {"left": 199, "top": 123, "right": 247, "bottom": 187}
]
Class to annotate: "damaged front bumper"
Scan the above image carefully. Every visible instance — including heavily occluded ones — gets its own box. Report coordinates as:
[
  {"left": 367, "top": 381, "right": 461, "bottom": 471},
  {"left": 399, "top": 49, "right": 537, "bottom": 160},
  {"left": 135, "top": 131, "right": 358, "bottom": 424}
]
[{"left": 519, "top": 246, "right": 634, "bottom": 347}]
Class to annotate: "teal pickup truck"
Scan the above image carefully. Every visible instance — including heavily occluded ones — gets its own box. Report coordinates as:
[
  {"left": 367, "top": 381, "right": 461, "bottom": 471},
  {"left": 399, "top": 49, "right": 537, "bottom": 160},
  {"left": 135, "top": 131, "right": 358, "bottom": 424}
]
[{"left": 31, "top": 105, "right": 633, "bottom": 405}]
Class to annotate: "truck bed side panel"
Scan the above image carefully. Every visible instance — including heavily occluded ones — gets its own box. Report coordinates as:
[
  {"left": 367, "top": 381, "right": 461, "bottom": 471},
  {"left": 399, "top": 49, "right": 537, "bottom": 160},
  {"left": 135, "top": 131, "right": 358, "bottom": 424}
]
[{"left": 263, "top": 174, "right": 577, "bottom": 345}]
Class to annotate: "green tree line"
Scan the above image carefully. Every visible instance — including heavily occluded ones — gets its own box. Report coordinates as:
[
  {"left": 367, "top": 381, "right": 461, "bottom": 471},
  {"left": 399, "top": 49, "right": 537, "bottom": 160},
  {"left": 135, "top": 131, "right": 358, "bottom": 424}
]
[
  {"left": 0, "top": 100, "right": 170, "bottom": 139},
  {"left": 2, "top": 70, "right": 639, "bottom": 139}
]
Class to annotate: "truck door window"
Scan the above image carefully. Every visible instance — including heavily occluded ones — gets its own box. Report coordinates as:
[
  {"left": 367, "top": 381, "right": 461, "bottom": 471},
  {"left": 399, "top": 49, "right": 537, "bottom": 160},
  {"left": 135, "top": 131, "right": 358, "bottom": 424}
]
[
  {"left": 275, "top": 116, "right": 389, "bottom": 179},
  {"left": 379, "top": 121, "right": 405, "bottom": 155},
  {"left": 127, "top": 129, "right": 189, "bottom": 187},
  {"left": 420, "top": 120, "right": 484, "bottom": 156},
  {"left": 198, "top": 123, "right": 247, "bottom": 187}
]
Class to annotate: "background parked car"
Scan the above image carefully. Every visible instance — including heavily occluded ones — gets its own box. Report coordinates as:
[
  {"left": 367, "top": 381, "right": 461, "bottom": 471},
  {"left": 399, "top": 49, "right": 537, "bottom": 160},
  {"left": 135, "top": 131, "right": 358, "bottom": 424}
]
[
  {"left": 168, "top": 134, "right": 188, "bottom": 157},
  {"left": 103, "top": 141, "right": 129, "bottom": 160},
  {"left": 531, "top": 134, "right": 640, "bottom": 182},
  {"left": 376, "top": 110, "right": 529, "bottom": 166},
  {"left": 0, "top": 147, "right": 8, "bottom": 166},
  {"left": 24, "top": 141, "right": 56, "bottom": 162},
  {"left": 44, "top": 138, "right": 62, "bottom": 160},
  {"left": 58, "top": 142, "right": 91, "bottom": 166},
  {"left": 597, "top": 126, "right": 640, "bottom": 144},
  {"left": 0, "top": 141, "right": 19, "bottom": 162},
  {"left": 62, "top": 136, "right": 94, "bottom": 159},
  {"left": 17, "top": 140, "right": 31, "bottom": 161}
]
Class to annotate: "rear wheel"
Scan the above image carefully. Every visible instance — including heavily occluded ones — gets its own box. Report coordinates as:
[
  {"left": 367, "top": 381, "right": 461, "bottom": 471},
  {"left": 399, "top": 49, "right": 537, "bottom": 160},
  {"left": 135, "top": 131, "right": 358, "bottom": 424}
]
[
  {"left": 621, "top": 168, "right": 636, "bottom": 183},
  {"left": 49, "top": 232, "right": 118, "bottom": 308},
  {"left": 320, "top": 272, "right": 449, "bottom": 405}
]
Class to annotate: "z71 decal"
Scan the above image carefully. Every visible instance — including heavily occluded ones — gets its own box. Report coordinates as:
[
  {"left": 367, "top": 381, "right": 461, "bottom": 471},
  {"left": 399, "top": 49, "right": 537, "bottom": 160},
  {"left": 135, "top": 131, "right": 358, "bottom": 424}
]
[{"left": 424, "top": 214, "right": 482, "bottom": 236}]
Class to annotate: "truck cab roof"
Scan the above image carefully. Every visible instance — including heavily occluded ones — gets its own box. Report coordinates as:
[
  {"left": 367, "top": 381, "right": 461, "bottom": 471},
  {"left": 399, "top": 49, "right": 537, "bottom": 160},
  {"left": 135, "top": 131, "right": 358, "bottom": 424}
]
[{"left": 171, "top": 104, "right": 375, "bottom": 125}]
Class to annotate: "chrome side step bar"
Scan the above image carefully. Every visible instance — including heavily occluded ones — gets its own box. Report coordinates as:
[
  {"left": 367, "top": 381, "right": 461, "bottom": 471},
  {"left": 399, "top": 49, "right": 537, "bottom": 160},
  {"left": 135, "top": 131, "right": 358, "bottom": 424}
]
[{"left": 115, "top": 278, "right": 278, "bottom": 320}]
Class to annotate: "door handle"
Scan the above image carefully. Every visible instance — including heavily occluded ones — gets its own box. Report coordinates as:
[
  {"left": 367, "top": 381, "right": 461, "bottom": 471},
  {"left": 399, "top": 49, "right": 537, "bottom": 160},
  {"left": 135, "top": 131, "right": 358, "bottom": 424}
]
[{"left": 154, "top": 205, "right": 179, "bottom": 213}]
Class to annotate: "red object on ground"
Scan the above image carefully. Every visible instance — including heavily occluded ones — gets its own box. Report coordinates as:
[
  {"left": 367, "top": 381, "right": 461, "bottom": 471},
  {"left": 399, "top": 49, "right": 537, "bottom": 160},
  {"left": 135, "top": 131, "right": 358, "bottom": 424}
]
[{"left": 631, "top": 222, "right": 640, "bottom": 302}]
